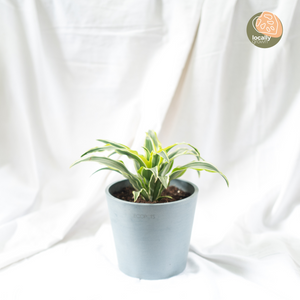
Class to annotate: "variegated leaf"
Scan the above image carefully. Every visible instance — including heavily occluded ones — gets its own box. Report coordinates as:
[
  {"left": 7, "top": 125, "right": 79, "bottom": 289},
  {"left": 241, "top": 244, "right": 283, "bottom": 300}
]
[
  {"left": 144, "top": 135, "right": 155, "bottom": 153},
  {"left": 157, "top": 150, "right": 170, "bottom": 163},
  {"left": 115, "top": 148, "right": 148, "bottom": 167},
  {"left": 97, "top": 139, "right": 129, "bottom": 149},
  {"left": 169, "top": 169, "right": 186, "bottom": 181},
  {"left": 173, "top": 161, "right": 229, "bottom": 186},
  {"left": 81, "top": 146, "right": 116, "bottom": 157},
  {"left": 146, "top": 130, "right": 162, "bottom": 151},
  {"left": 158, "top": 175, "right": 169, "bottom": 189},
  {"left": 70, "top": 156, "right": 130, "bottom": 175}
]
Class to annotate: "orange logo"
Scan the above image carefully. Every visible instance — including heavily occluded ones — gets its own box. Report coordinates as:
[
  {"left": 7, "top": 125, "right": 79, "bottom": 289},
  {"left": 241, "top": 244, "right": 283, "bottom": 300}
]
[{"left": 254, "top": 12, "right": 283, "bottom": 38}]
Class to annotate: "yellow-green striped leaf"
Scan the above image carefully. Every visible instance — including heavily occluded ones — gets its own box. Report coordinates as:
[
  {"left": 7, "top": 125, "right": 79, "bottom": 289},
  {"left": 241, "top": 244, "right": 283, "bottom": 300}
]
[
  {"left": 173, "top": 161, "right": 229, "bottom": 186},
  {"left": 158, "top": 175, "right": 169, "bottom": 189},
  {"left": 70, "top": 156, "right": 130, "bottom": 175},
  {"left": 81, "top": 146, "right": 116, "bottom": 157},
  {"left": 97, "top": 139, "right": 129, "bottom": 149},
  {"left": 144, "top": 135, "right": 155, "bottom": 153},
  {"left": 157, "top": 150, "right": 170, "bottom": 163},
  {"left": 115, "top": 148, "right": 149, "bottom": 167},
  {"left": 146, "top": 130, "right": 162, "bottom": 151}
]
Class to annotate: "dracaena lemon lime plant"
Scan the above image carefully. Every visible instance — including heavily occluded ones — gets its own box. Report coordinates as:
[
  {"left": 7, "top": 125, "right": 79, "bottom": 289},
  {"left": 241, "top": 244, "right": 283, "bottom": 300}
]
[{"left": 71, "top": 130, "right": 229, "bottom": 202}]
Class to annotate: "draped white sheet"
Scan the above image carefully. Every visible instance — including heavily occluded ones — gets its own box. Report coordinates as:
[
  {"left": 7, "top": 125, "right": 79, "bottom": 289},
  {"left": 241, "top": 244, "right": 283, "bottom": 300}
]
[{"left": 1, "top": 0, "right": 299, "bottom": 299}]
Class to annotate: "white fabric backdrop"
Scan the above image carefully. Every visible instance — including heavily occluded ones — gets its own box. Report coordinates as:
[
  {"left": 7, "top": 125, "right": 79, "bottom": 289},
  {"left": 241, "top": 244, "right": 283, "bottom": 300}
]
[{"left": 1, "top": 0, "right": 300, "bottom": 299}]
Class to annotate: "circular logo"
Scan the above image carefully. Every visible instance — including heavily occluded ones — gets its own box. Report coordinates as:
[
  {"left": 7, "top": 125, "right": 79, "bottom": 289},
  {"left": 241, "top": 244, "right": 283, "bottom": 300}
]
[{"left": 246, "top": 12, "right": 283, "bottom": 48}]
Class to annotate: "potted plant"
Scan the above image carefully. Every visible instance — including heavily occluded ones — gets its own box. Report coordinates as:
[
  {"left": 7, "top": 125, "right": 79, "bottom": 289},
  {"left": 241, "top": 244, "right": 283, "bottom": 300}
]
[{"left": 71, "top": 130, "right": 228, "bottom": 279}]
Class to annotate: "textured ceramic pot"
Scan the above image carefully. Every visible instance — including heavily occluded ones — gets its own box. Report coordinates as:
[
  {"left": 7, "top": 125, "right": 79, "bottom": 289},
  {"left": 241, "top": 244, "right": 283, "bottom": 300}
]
[{"left": 105, "top": 179, "right": 198, "bottom": 280}]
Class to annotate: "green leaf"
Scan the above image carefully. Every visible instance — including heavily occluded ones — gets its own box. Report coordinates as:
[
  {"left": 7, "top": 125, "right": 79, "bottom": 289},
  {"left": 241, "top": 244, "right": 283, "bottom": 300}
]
[
  {"left": 173, "top": 161, "right": 229, "bottom": 187},
  {"left": 133, "top": 190, "right": 140, "bottom": 202},
  {"left": 168, "top": 148, "right": 190, "bottom": 160},
  {"left": 90, "top": 167, "right": 121, "bottom": 177},
  {"left": 186, "top": 143, "right": 201, "bottom": 160},
  {"left": 159, "top": 160, "right": 174, "bottom": 176},
  {"left": 133, "top": 160, "right": 141, "bottom": 172},
  {"left": 108, "top": 151, "right": 117, "bottom": 158},
  {"left": 150, "top": 153, "right": 160, "bottom": 167},
  {"left": 168, "top": 148, "right": 202, "bottom": 178},
  {"left": 148, "top": 174, "right": 157, "bottom": 200},
  {"left": 97, "top": 139, "right": 129, "bottom": 149},
  {"left": 158, "top": 175, "right": 169, "bottom": 189},
  {"left": 127, "top": 174, "right": 144, "bottom": 191},
  {"left": 132, "top": 188, "right": 149, "bottom": 202},
  {"left": 162, "top": 142, "right": 202, "bottom": 160},
  {"left": 142, "top": 146, "right": 151, "bottom": 160},
  {"left": 156, "top": 195, "right": 173, "bottom": 201},
  {"left": 184, "top": 144, "right": 203, "bottom": 178},
  {"left": 144, "top": 166, "right": 159, "bottom": 179},
  {"left": 81, "top": 146, "right": 116, "bottom": 157},
  {"left": 146, "top": 130, "right": 162, "bottom": 151},
  {"left": 144, "top": 136, "right": 155, "bottom": 154},
  {"left": 137, "top": 166, "right": 152, "bottom": 182},
  {"left": 173, "top": 161, "right": 217, "bottom": 172},
  {"left": 157, "top": 150, "right": 170, "bottom": 163},
  {"left": 115, "top": 148, "right": 148, "bottom": 167},
  {"left": 140, "top": 188, "right": 150, "bottom": 201},
  {"left": 71, "top": 156, "right": 145, "bottom": 192},
  {"left": 152, "top": 180, "right": 164, "bottom": 201},
  {"left": 169, "top": 169, "right": 186, "bottom": 181},
  {"left": 162, "top": 142, "right": 187, "bottom": 153},
  {"left": 168, "top": 147, "right": 201, "bottom": 161},
  {"left": 70, "top": 156, "right": 130, "bottom": 174}
]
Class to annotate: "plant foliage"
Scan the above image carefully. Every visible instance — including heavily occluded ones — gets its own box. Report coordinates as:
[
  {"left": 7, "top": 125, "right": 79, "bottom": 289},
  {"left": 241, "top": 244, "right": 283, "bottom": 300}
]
[{"left": 71, "top": 130, "right": 229, "bottom": 202}]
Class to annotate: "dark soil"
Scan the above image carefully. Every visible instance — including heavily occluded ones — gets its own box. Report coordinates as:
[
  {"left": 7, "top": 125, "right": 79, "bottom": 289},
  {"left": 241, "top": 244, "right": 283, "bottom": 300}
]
[{"left": 112, "top": 186, "right": 191, "bottom": 204}]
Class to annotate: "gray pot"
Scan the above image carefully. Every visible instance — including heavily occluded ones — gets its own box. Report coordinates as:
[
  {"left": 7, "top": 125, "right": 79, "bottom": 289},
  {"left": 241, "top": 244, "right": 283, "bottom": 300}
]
[{"left": 105, "top": 179, "right": 198, "bottom": 280}]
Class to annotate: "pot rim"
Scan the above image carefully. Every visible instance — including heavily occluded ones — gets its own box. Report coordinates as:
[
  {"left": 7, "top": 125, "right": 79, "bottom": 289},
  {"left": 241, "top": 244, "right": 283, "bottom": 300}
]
[{"left": 105, "top": 178, "right": 198, "bottom": 206}]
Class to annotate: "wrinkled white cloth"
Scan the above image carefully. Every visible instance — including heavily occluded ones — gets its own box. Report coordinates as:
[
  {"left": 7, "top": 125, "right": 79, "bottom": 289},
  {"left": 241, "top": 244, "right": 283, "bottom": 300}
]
[{"left": 0, "top": 0, "right": 300, "bottom": 299}]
